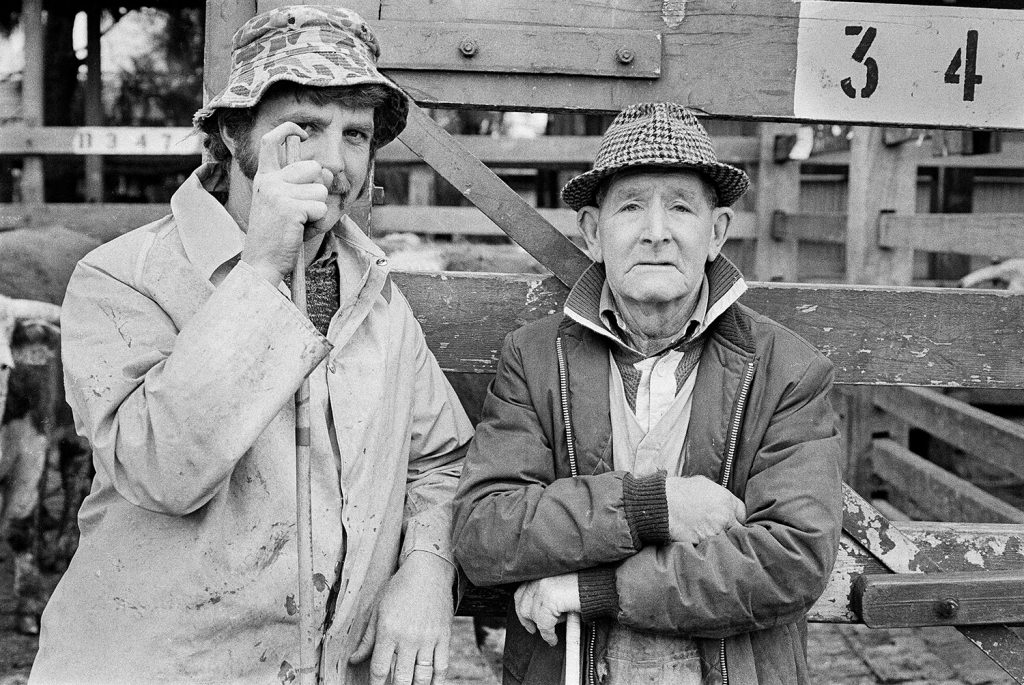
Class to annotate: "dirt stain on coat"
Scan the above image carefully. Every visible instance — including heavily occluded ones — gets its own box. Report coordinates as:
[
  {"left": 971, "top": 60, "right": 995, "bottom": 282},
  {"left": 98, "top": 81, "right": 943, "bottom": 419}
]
[{"left": 278, "top": 660, "right": 296, "bottom": 684}]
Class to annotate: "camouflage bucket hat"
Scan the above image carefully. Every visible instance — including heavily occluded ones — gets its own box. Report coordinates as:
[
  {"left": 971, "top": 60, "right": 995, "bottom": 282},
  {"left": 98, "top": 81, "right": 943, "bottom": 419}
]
[
  {"left": 561, "top": 102, "right": 750, "bottom": 210},
  {"left": 193, "top": 5, "right": 408, "bottom": 147}
]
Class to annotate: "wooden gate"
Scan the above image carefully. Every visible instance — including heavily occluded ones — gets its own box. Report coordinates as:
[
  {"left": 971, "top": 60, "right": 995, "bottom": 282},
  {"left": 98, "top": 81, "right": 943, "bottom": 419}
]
[{"left": 205, "top": 1, "right": 1024, "bottom": 679}]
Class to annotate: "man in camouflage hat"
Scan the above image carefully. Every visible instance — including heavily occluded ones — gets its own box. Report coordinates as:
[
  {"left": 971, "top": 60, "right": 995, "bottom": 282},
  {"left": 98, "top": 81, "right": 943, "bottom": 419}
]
[{"left": 32, "top": 6, "right": 471, "bottom": 684}]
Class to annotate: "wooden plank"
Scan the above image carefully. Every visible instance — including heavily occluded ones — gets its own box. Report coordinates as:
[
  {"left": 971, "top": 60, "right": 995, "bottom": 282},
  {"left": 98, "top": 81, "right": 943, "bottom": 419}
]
[
  {"left": 1, "top": 250, "right": 1019, "bottom": 386},
  {"left": 800, "top": 147, "right": 1024, "bottom": 171},
  {"left": 0, "top": 130, "right": 760, "bottom": 166},
  {"left": 879, "top": 213, "right": 1024, "bottom": 256},
  {"left": 920, "top": 151, "right": 1024, "bottom": 170},
  {"left": 393, "top": 272, "right": 1024, "bottom": 387},
  {"left": 853, "top": 570, "right": 1024, "bottom": 628},
  {"left": 0, "top": 203, "right": 170, "bottom": 242},
  {"left": 947, "top": 388, "right": 1024, "bottom": 407},
  {"left": 375, "top": 206, "right": 576, "bottom": 238},
  {"left": 0, "top": 126, "right": 200, "bottom": 155},
  {"left": 261, "top": 0, "right": 1024, "bottom": 130},
  {"left": 20, "top": 0, "right": 44, "bottom": 204},
  {"left": 460, "top": 521, "right": 1024, "bottom": 623},
  {"left": 374, "top": 22, "right": 661, "bottom": 78},
  {"left": 0, "top": 202, "right": 754, "bottom": 244},
  {"left": 754, "top": 123, "right": 801, "bottom": 282},
  {"left": 378, "top": 135, "right": 758, "bottom": 167},
  {"left": 396, "top": 103, "right": 593, "bottom": 287},
  {"left": 204, "top": 0, "right": 257, "bottom": 108},
  {"left": 374, "top": 206, "right": 754, "bottom": 240},
  {"left": 841, "top": 485, "right": 1024, "bottom": 679},
  {"left": 771, "top": 211, "right": 847, "bottom": 244},
  {"left": 873, "top": 387, "right": 1024, "bottom": 482},
  {"left": 846, "top": 127, "right": 916, "bottom": 285},
  {"left": 871, "top": 438, "right": 1024, "bottom": 524}
]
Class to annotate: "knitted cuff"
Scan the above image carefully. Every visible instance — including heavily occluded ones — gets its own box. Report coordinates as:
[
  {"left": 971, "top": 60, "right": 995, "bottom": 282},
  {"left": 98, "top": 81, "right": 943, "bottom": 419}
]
[
  {"left": 622, "top": 470, "right": 670, "bottom": 547},
  {"left": 578, "top": 566, "right": 619, "bottom": 622}
]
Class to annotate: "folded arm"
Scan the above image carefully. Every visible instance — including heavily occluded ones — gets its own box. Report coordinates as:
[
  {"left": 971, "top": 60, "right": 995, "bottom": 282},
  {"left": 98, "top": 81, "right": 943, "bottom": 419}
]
[{"left": 581, "top": 355, "right": 843, "bottom": 637}]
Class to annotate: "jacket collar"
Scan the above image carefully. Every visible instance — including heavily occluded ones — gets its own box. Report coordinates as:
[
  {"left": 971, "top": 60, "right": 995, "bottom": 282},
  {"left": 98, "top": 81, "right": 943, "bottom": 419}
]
[
  {"left": 561, "top": 256, "right": 748, "bottom": 352},
  {"left": 171, "top": 164, "right": 244, "bottom": 282}
]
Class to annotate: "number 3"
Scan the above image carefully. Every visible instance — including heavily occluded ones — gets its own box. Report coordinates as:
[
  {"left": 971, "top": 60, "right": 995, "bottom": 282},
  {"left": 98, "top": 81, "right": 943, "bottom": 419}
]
[{"left": 841, "top": 25, "right": 878, "bottom": 99}]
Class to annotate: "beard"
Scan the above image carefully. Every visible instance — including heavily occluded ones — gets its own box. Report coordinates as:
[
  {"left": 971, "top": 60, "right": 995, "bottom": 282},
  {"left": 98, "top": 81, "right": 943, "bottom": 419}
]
[{"left": 234, "top": 134, "right": 367, "bottom": 209}]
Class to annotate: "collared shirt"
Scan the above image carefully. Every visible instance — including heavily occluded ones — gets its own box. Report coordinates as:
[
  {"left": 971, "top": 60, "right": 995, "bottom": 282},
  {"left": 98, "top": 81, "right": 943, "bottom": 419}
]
[{"left": 599, "top": 277, "right": 709, "bottom": 430}]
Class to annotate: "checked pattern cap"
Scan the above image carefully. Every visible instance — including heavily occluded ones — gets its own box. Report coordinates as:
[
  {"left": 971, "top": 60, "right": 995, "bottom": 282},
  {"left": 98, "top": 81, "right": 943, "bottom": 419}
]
[
  {"left": 193, "top": 5, "right": 408, "bottom": 147},
  {"left": 561, "top": 102, "right": 750, "bottom": 210}
]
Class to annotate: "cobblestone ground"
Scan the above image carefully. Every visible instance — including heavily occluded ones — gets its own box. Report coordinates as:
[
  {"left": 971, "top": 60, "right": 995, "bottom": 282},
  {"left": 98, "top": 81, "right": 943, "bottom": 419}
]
[{"left": 0, "top": 541, "right": 1015, "bottom": 685}]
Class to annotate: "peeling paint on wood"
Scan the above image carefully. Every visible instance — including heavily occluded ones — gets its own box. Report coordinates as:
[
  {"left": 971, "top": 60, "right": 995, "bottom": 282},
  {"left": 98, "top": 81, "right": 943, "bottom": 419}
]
[
  {"left": 662, "top": 0, "right": 687, "bottom": 27},
  {"left": 843, "top": 485, "right": 1024, "bottom": 681}
]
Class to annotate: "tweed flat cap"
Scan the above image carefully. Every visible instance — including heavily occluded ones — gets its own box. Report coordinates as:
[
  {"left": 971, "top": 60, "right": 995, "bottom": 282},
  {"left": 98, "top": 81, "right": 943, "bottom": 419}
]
[
  {"left": 193, "top": 5, "right": 407, "bottom": 147},
  {"left": 561, "top": 102, "right": 750, "bottom": 210}
]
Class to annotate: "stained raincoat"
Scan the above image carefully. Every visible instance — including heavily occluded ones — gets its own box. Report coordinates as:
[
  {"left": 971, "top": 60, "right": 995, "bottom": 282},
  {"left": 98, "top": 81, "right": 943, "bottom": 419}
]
[{"left": 31, "top": 165, "right": 472, "bottom": 684}]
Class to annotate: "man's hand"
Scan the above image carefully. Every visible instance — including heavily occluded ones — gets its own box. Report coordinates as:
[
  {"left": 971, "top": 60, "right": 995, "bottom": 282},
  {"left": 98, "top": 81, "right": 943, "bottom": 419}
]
[
  {"left": 349, "top": 551, "right": 455, "bottom": 685},
  {"left": 239, "top": 122, "right": 334, "bottom": 285},
  {"left": 665, "top": 475, "right": 745, "bottom": 545},
  {"left": 513, "top": 574, "right": 581, "bottom": 647}
]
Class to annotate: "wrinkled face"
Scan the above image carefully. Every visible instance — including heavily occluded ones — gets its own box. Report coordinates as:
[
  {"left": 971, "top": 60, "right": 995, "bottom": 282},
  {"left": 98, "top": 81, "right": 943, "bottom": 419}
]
[
  {"left": 578, "top": 169, "right": 732, "bottom": 315},
  {"left": 235, "top": 91, "right": 374, "bottom": 232}
]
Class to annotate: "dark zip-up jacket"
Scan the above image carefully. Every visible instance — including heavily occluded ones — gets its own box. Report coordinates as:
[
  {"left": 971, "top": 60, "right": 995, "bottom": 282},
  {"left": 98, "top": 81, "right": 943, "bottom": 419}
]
[{"left": 452, "top": 259, "right": 843, "bottom": 684}]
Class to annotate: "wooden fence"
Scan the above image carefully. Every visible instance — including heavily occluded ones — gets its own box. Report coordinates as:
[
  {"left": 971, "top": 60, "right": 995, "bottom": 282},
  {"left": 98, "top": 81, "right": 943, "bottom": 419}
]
[{"left": 3, "top": 0, "right": 1024, "bottom": 678}]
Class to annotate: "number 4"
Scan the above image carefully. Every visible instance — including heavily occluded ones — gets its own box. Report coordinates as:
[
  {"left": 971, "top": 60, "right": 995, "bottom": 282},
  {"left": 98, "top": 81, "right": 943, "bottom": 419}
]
[{"left": 945, "top": 30, "right": 983, "bottom": 102}]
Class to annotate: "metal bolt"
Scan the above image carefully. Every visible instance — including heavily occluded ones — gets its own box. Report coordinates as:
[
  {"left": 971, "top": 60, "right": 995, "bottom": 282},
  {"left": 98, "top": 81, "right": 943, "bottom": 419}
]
[
  {"left": 936, "top": 598, "right": 959, "bottom": 618},
  {"left": 459, "top": 39, "right": 478, "bottom": 58},
  {"left": 616, "top": 47, "right": 635, "bottom": 65}
]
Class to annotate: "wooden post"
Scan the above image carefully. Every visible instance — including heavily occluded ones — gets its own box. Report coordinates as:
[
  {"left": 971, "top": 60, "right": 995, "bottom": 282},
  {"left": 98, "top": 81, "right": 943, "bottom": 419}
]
[
  {"left": 753, "top": 123, "right": 801, "bottom": 282},
  {"left": 843, "top": 127, "right": 917, "bottom": 491},
  {"left": 203, "top": 0, "right": 257, "bottom": 108},
  {"left": 407, "top": 167, "right": 435, "bottom": 206},
  {"left": 84, "top": 8, "right": 104, "bottom": 202},
  {"left": 20, "top": 0, "right": 44, "bottom": 204},
  {"left": 845, "top": 127, "right": 916, "bottom": 285}
]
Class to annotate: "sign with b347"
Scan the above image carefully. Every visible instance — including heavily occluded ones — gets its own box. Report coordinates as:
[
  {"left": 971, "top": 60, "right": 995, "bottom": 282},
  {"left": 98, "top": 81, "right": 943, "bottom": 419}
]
[
  {"left": 794, "top": 2, "right": 1024, "bottom": 129},
  {"left": 70, "top": 127, "right": 200, "bottom": 155}
]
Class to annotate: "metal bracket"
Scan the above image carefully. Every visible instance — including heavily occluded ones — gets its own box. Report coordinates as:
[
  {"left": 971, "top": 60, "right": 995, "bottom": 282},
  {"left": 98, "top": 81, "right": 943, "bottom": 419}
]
[{"left": 376, "top": 21, "right": 661, "bottom": 79}]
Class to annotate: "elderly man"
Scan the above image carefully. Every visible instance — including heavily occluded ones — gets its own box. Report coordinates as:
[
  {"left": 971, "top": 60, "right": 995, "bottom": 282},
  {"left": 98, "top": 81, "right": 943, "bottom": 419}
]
[
  {"left": 31, "top": 6, "right": 471, "bottom": 684},
  {"left": 453, "top": 102, "right": 843, "bottom": 684}
]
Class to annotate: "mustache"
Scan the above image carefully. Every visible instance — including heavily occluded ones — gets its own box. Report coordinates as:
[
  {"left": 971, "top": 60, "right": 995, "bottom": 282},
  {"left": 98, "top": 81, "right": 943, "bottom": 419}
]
[{"left": 327, "top": 175, "right": 352, "bottom": 199}]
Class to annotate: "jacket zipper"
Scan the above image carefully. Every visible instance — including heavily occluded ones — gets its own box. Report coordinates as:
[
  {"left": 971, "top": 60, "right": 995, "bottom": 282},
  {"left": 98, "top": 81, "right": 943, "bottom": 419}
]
[
  {"left": 556, "top": 336, "right": 579, "bottom": 478},
  {"left": 717, "top": 360, "right": 756, "bottom": 685},
  {"left": 557, "top": 336, "right": 595, "bottom": 684}
]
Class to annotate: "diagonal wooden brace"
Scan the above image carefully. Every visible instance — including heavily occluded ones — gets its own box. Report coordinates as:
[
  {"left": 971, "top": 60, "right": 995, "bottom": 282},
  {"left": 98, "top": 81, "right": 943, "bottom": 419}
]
[
  {"left": 396, "top": 100, "right": 593, "bottom": 288},
  {"left": 843, "top": 485, "right": 1024, "bottom": 683}
]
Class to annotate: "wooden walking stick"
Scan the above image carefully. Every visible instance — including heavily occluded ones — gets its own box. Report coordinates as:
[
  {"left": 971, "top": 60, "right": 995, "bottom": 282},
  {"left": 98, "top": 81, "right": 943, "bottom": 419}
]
[
  {"left": 565, "top": 613, "right": 581, "bottom": 685},
  {"left": 286, "top": 135, "right": 317, "bottom": 685}
]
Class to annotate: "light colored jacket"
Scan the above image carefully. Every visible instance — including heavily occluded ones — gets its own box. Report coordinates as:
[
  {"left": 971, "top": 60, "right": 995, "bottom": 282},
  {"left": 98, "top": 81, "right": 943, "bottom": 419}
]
[{"left": 31, "top": 166, "right": 473, "bottom": 684}]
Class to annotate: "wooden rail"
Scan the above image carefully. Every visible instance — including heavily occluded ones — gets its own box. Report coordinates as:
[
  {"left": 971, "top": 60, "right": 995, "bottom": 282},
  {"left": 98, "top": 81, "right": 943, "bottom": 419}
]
[
  {"left": 871, "top": 439, "right": 1024, "bottom": 524},
  {"left": 872, "top": 387, "right": 1024, "bottom": 481},
  {"left": 394, "top": 271, "right": 1024, "bottom": 387},
  {"left": 769, "top": 211, "right": 1024, "bottom": 254}
]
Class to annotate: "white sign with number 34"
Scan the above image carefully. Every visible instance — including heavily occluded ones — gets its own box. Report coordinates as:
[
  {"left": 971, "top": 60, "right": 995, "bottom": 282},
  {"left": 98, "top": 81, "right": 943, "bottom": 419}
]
[{"left": 794, "top": 2, "right": 1024, "bottom": 129}]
